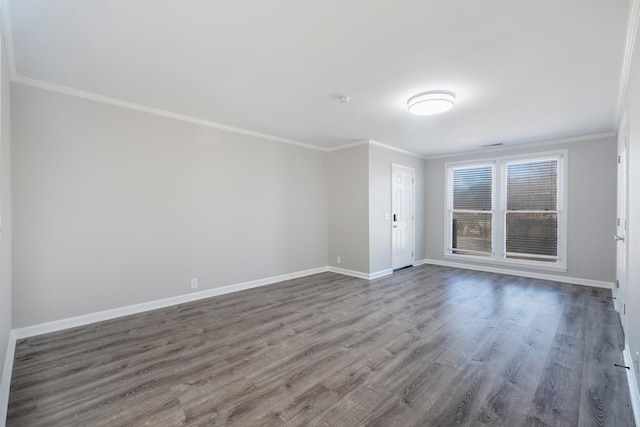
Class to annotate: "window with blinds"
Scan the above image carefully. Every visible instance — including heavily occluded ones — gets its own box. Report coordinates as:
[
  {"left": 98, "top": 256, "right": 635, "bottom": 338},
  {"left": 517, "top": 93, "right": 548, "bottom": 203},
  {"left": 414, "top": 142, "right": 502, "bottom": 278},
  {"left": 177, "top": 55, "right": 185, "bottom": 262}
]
[
  {"left": 445, "top": 151, "right": 566, "bottom": 270},
  {"left": 504, "top": 159, "right": 559, "bottom": 262},
  {"left": 449, "top": 165, "right": 493, "bottom": 256}
]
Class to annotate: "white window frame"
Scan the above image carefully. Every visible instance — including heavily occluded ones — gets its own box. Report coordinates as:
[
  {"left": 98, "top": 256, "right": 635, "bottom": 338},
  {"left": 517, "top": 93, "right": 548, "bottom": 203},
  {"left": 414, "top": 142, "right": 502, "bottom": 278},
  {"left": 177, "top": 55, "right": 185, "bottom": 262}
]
[
  {"left": 445, "top": 161, "right": 496, "bottom": 259},
  {"left": 444, "top": 150, "right": 568, "bottom": 272}
]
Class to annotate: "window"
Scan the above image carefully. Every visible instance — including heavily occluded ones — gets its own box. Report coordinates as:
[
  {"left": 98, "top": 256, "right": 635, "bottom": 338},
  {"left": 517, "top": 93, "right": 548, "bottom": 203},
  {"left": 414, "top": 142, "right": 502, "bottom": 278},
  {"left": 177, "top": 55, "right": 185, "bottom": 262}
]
[
  {"left": 504, "top": 159, "right": 559, "bottom": 262},
  {"left": 448, "top": 164, "right": 494, "bottom": 256},
  {"left": 445, "top": 151, "right": 566, "bottom": 270}
]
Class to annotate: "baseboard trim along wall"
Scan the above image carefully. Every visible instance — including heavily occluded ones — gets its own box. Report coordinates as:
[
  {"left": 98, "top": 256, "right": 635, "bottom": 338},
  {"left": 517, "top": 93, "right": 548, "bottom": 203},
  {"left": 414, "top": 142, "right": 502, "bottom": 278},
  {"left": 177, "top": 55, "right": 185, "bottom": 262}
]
[
  {"left": 327, "top": 266, "right": 393, "bottom": 280},
  {"left": 11, "top": 265, "right": 398, "bottom": 341},
  {"left": 1, "top": 261, "right": 624, "bottom": 425},
  {"left": 423, "top": 259, "right": 614, "bottom": 289},
  {"left": 612, "top": 285, "right": 623, "bottom": 313},
  {"left": 369, "top": 269, "right": 393, "bottom": 280},
  {"left": 327, "top": 266, "right": 370, "bottom": 280},
  {"left": 0, "top": 264, "right": 380, "bottom": 424},
  {"left": 624, "top": 343, "right": 640, "bottom": 425},
  {"left": 12, "top": 266, "right": 328, "bottom": 340},
  {"left": 13, "top": 260, "right": 610, "bottom": 341},
  {"left": 0, "top": 330, "right": 17, "bottom": 426}
]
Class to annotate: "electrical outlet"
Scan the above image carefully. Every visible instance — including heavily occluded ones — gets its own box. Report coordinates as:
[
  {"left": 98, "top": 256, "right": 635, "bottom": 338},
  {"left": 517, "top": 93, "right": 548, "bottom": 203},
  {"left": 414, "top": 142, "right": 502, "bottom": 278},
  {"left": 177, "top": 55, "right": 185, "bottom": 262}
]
[
  {"left": 337, "top": 256, "right": 341, "bottom": 264},
  {"left": 190, "top": 278, "right": 198, "bottom": 289}
]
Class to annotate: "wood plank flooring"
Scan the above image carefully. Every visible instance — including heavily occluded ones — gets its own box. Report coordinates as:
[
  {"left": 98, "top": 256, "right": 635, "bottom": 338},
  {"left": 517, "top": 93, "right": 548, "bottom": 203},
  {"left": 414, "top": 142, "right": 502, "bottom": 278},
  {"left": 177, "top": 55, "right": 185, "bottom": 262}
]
[{"left": 7, "top": 265, "right": 636, "bottom": 426}]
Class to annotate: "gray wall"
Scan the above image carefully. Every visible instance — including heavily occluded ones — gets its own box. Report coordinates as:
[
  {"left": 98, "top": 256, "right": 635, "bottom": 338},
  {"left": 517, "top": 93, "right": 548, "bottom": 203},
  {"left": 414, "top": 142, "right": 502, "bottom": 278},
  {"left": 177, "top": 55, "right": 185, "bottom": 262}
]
[
  {"left": 0, "top": 21, "right": 12, "bottom": 393},
  {"left": 622, "top": 21, "right": 640, "bottom": 394},
  {"left": 327, "top": 144, "right": 369, "bottom": 273},
  {"left": 369, "top": 143, "right": 425, "bottom": 273},
  {"left": 11, "top": 84, "right": 328, "bottom": 327},
  {"left": 425, "top": 136, "right": 617, "bottom": 283},
  {"left": 327, "top": 142, "right": 426, "bottom": 275}
]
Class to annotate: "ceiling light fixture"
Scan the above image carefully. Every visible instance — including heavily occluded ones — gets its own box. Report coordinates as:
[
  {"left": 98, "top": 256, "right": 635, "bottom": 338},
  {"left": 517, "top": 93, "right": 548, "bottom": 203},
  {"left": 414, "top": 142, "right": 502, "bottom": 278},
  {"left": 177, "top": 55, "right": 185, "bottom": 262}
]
[{"left": 407, "top": 91, "right": 455, "bottom": 116}]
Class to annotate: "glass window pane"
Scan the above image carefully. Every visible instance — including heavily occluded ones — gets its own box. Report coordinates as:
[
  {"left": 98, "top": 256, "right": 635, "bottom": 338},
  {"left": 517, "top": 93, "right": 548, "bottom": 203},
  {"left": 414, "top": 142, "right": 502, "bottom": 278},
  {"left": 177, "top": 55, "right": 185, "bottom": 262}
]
[
  {"left": 452, "top": 212, "right": 492, "bottom": 255},
  {"left": 453, "top": 166, "right": 492, "bottom": 210},
  {"left": 506, "top": 212, "right": 557, "bottom": 257},
  {"left": 507, "top": 160, "right": 557, "bottom": 211}
]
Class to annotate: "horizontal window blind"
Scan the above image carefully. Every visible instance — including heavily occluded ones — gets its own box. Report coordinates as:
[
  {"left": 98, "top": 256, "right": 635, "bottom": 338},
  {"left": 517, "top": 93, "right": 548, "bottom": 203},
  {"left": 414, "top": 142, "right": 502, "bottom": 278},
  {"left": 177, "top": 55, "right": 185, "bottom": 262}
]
[
  {"left": 505, "top": 212, "right": 558, "bottom": 257},
  {"left": 450, "top": 165, "right": 493, "bottom": 256},
  {"left": 446, "top": 153, "right": 565, "bottom": 269},
  {"left": 507, "top": 160, "right": 557, "bottom": 211},
  {"left": 505, "top": 159, "right": 559, "bottom": 262},
  {"left": 453, "top": 166, "right": 492, "bottom": 210}
]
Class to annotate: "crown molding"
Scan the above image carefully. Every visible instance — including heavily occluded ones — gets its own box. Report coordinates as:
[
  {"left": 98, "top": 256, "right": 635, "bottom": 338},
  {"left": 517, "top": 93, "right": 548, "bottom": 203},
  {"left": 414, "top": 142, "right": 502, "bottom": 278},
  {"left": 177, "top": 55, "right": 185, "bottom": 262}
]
[
  {"left": 13, "top": 75, "right": 326, "bottom": 152},
  {"left": 326, "top": 139, "right": 425, "bottom": 159},
  {"left": 8, "top": 73, "right": 428, "bottom": 158},
  {"left": 615, "top": 0, "right": 640, "bottom": 126},
  {"left": 369, "top": 139, "right": 426, "bottom": 159},
  {"left": 1, "top": 0, "right": 326, "bottom": 152},
  {"left": 423, "top": 132, "right": 616, "bottom": 160},
  {"left": 2, "top": 0, "right": 630, "bottom": 159},
  {"left": 325, "top": 140, "right": 370, "bottom": 152},
  {"left": 11, "top": 70, "right": 431, "bottom": 159}
]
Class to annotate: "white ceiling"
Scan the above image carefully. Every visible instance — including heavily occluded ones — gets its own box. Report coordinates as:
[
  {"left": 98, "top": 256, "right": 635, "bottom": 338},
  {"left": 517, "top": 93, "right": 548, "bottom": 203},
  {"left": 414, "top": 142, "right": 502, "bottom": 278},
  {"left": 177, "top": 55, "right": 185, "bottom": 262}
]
[{"left": 3, "top": 0, "right": 631, "bottom": 155}]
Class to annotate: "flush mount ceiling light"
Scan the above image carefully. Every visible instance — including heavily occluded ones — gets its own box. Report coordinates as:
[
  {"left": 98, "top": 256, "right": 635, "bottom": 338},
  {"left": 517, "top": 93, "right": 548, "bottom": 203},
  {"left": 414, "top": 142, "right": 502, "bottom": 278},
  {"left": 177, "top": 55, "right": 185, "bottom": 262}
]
[{"left": 407, "top": 91, "right": 455, "bottom": 116}]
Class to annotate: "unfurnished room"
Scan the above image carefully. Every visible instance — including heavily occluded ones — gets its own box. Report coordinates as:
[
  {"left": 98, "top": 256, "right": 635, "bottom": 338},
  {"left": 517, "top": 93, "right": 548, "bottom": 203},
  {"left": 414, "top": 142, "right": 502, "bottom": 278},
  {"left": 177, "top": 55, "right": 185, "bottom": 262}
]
[{"left": 1, "top": 1, "right": 640, "bottom": 426}]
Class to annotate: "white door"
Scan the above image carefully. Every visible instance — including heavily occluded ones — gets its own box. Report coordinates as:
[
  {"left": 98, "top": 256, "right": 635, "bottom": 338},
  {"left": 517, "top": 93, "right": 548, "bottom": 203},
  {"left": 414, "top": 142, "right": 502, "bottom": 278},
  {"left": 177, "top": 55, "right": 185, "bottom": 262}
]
[
  {"left": 392, "top": 164, "right": 415, "bottom": 269},
  {"left": 616, "top": 119, "right": 629, "bottom": 331}
]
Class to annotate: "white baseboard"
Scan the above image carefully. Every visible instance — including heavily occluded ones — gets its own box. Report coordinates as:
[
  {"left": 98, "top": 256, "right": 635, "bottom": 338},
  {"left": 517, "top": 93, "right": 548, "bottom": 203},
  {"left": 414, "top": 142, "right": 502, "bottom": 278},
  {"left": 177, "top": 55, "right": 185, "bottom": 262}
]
[
  {"left": 0, "top": 330, "right": 16, "bottom": 427},
  {"left": 327, "top": 266, "right": 393, "bottom": 280},
  {"left": 423, "top": 259, "right": 613, "bottom": 289},
  {"left": 13, "top": 266, "right": 329, "bottom": 340},
  {"left": 11, "top": 263, "right": 397, "bottom": 342},
  {"left": 623, "top": 343, "right": 640, "bottom": 425},
  {"left": 1, "top": 264, "right": 397, "bottom": 421},
  {"left": 611, "top": 285, "right": 623, "bottom": 313},
  {"left": 326, "top": 266, "right": 365, "bottom": 280},
  {"left": 327, "top": 266, "right": 369, "bottom": 280},
  {"left": 369, "top": 269, "right": 393, "bottom": 280},
  {"left": 0, "top": 262, "right": 631, "bottom": 426}
]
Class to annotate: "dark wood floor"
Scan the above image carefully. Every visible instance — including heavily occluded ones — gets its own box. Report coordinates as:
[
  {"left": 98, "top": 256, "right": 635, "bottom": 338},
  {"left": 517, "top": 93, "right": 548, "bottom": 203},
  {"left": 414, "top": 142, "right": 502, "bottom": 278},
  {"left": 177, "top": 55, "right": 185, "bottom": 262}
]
[{"left": 7, "top": 265, "right": 636, "bottom": 426}]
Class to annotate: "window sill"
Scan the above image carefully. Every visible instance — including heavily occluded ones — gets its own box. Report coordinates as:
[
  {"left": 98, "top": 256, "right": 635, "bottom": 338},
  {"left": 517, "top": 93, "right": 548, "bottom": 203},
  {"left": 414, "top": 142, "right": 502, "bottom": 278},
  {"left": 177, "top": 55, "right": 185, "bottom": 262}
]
[{"left": 443, "top": 253, "right": 568, "bottom": 273}]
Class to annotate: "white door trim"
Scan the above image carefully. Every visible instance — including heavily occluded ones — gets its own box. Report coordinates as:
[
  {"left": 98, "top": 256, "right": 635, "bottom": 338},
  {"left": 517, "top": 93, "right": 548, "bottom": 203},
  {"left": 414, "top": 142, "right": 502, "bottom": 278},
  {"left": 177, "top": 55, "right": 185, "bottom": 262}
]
[
  {"left": 616, "top": 115, "right": 630, "bottom": 332},
  {"left": 391, "top": 163, "right": 415, "bottom": 270}
]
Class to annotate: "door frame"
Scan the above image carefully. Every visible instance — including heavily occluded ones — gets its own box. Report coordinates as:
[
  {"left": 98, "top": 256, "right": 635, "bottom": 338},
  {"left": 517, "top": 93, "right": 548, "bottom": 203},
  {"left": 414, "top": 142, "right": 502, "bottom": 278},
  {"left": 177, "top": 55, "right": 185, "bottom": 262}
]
[
  {"left": 616, "top": 114, "right": 629, "bottom": 332},
  {"left": 391, "top": 163, "right": 416, "bottom": 270}
]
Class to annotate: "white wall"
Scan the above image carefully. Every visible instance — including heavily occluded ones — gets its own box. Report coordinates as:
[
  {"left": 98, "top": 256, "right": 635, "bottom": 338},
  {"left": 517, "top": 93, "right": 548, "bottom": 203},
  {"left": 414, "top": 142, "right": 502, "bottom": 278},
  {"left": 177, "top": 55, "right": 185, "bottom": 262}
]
[
  {"left": 11, "top": 84, "right": 328, "bottom": 327},
  {"left": 621, "top": 9, "right": 640, "bottom": 393},
  {"left": 327, "top": 144, "right": 370, "bottom": 273},
  {"left": 0, "top": 17, "right": 12, "bottom": 395},
  {"left": 424, "top": 136, "right": 617, "bottom": 283},
  {"left": 369, "top": 143, "right": 425, "bottom": 273}
]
